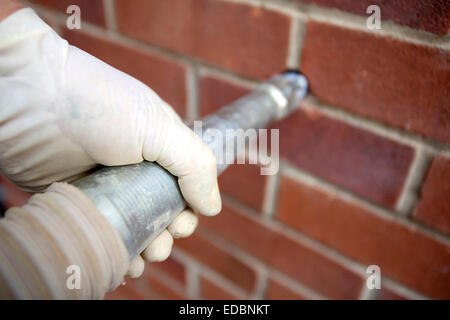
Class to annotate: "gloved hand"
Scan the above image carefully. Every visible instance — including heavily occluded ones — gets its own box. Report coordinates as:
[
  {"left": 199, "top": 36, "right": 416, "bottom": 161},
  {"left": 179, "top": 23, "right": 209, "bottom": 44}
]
[{"left": 0, "top": 8, "right": 221, "bottom": 277}]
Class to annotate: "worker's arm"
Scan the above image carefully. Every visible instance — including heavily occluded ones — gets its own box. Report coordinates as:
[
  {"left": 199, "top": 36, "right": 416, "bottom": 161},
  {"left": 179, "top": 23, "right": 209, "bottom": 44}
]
[{"left": 0, "top": 5, "right": 221, "bottom": 278}]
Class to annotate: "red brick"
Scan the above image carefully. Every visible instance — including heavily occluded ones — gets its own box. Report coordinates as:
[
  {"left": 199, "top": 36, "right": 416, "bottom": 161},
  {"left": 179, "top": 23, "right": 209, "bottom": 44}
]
[
  {"left": 276, "top": 176, "right": 450, "bottom": 299},
  {"left": 292, "top": 0, "right": 450, "bottom": 34},
  {"left": 142, "top": 274, "right": 185, "bottom": 300},
  {"left": 148, "top": 256, "right": 186, "bottom": 285},
  {"left": 277, "top": 108, "right": 414, "bottom": 207},
  {"left": 300, "top": 21, "right": 450, "bottom": 143},
  {"left": 0, "top": 175, "right": 30, "bottom": 208},
  {"left": 265, "top": 277, "right": 307, "bottom": 300},
  {"left": 105, "top": 283, "right": 146, "bottom": 300},
  {"left": 219, "top": 163, "right": 267, "bottom": 211},
  {"left": 62, "top": 30, "right": 187, "bottom": 116},
  {"left": 131, "top": 267, "right": 186, "bottom": 300},
  {"left": 31, "top": 0, "right": 106, "bottom": 27},
  {"left": 200, "top": 204, "right": 364, "bottom": 299},
  {"left": 200, "top": 277, "right": 239, "bottom": 300},
  {"left": 115, "top": 0, "right": 291, "bottom": 79},
  {"left": 199, "top": 76, "right": 251, "bottom": 116},
  {"left": 175, "top": 232, "right": 258, "bottom": 293},
  {"left": 106, "top": 266, "right": 186, "bottom": 300},
  {"left": 414, "top": 156, "right": 450, "bottom": 234}
]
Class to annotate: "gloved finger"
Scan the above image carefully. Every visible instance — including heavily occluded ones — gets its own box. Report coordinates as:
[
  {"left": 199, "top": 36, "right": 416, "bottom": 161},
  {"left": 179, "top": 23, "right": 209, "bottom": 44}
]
[
  {"left": 167, "top": 208, "right": 198, "bottom": 239},
  {"left": 142, "top": 100, "right": 221, "bottom": 217},
  {"left": 141, "top": 229, "right": 173, "bottom": 263},
  {"left": 126, "top": 255, "right": 145, "bottom": 278}
]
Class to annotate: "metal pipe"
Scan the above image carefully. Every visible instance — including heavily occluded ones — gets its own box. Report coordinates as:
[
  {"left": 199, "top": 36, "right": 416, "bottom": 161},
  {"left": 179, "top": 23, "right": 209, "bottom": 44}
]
[{"left": 73, "top": 72, "right": 308, "bottom": 260}]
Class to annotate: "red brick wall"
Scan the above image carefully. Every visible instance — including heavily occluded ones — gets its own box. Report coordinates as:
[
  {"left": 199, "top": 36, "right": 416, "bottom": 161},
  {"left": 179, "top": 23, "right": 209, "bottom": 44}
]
[{"left": 2, "top": 0, "right": 448, "bottom": 300}]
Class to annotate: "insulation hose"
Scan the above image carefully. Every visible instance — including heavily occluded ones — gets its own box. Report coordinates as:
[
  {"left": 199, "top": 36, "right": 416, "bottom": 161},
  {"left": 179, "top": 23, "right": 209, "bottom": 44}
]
[
  {"left": 0, "top": 183, "right": 128, "bottom": 299},
  {"left": 0, "top": 72, "right": 308, "bottom": 299}
]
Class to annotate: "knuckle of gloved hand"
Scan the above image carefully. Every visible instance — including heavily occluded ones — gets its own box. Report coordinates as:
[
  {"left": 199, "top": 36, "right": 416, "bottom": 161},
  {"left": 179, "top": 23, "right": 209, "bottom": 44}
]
[
  {"left": 143, "top": 230, "right": 173, "bottom": 262},
  {"left": 168, "top": 210, "right": 198, "bottom": 238}
]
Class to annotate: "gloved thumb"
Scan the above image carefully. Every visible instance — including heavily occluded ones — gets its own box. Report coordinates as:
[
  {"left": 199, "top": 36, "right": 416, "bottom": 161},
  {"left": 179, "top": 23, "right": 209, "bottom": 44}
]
[{"left": 141, "top": 98, "right": 222, "bottom": 216}]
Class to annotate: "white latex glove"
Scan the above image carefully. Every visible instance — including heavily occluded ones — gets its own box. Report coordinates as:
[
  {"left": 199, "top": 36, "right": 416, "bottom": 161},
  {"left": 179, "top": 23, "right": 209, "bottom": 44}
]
[{"left": 0, "top": 8, "right": 221, "bottom": 277}]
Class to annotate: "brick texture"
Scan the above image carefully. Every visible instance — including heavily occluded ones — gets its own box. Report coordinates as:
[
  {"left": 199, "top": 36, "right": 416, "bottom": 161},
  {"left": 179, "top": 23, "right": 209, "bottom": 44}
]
[
  {"left": 292, "top": 0, "right": 450, "bottom": 35},
  {"left": 276, "top": 176, "right": 450, "bottom": 299},
  {"left": 265, "top": 277, "right": 307, "bottom": 300},
  {"left": 175, "top": 232, "right": 258, "bottom": 293},
  {"left": 200, "top": 277, "right": 240, "bottom": 299},
  {"left": 278, "top": 108, "right": 415, "bottom": 208},
  {"left": 148, "top": 257, "right": 186, "bottom": 285},
  {"left": 62, "top": 30, "right": 187, "bottom": 116},
  {"left": 414, "top": 156, "right": 450, "bottom": 235},
  {"left": 219, "top": 163, "right": 267, "bottom": 211},
  {"left": 301, "top": 21, "right": 450, "bottom": 144},
  {"left": 141, "top": 275, "right": 185, "bottom": 300},
  {"left": 105, "top": 283, "right": 145, "bottom": 300},
  {"left": 31, "top": 0, "right": 106, "bottom": 27},
  {"left": 129, "top": 268, "right": 186, "bottom": 300},
  {"left": 200, "top": 204, "right": 364, "bottom": 299},
  {"left": 115, "top": 0, "right": 291, "bottom": 79},
  {"left": 378, "top": 288, "right": 408, "bottom": 300},
  {"left": 199, "top": 76, "right": 251, "bottom": 116}
]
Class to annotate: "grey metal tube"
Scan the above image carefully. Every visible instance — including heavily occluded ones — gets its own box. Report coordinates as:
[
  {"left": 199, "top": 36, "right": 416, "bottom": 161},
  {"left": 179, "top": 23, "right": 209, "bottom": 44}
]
[{"left": 73, "top": 72, "right": 308, "bottom": 260}]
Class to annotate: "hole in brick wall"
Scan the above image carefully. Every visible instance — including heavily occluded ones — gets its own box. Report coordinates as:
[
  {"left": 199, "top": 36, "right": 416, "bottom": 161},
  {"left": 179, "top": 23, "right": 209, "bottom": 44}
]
[{"left": 283, "top": 68, "right": 301, "bottom": 75}]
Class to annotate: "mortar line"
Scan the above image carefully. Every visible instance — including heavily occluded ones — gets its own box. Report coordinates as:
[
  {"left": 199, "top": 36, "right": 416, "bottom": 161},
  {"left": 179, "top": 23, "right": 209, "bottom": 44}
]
[
  {"left": 171, "top": 249, "right": 201, "bottom": 299},
  {"left": 269, "top": 269, "right": 326, "bottom": 299},
  {"left": 200, "top": 227, "right": 273, "bottom": 297},
  {"left": 223, "top": 0, "right": 450, "bottom": 50},
  {"left": 146, "top": 265, "right": 187, "bottom": 298},
  {"left": 358, "top": 283, "right": 375, "bottom": 300},
  {"left": 186, "top": 65, "right": 199, "bottom": 121},
  {"left": 302, "top": 96, "right": 450, "bottom": 156},
  {"left": 197, "top": 65, "right": 259, "bottom": 89},
  {"left": 261, "top": 170, "right": 280, "bottom": 218},
  {"left": 395, "top": 147, "right": 433, "bottom": 216},
  {"left": 102, "top": 0, "right": 117, "bottom": 32},
  {"left": 281, "top": 161, "right": 450, "bottom": 245},
  {"left": 381, "top": 277, "right": 428, "bottom": 300},
  {"left": 173, "top": 247, "right": 248, "bottom": 299},
  {"left": 222, "top": 194, "right": 369, "bottom": 277},
  {"left": 201, "top": 223, "right": 329, "bottom": 299},
  {"left": 223, "top": 194, "right": 433, "bottom": 300},
  {"left": 185, "top": 262, "right": 201, "bottom": 299},
  {"left": 303, "top": 6, "right": 450, "bottom": 51},
  {"left": 200, "top": 267, "right": 248, "bottom": 299},
  {"left": 286, "top": 16, "right": 305, "bottom": 69},
  {"left": 251, "top": 265, "right": 269, "bottom": 300},
  {"left": 199, "top": 228, "right": 269, "bottom": 276}
]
